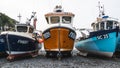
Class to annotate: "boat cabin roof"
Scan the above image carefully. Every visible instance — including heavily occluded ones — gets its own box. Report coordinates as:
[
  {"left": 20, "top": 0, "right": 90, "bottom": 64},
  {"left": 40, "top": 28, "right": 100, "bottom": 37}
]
[
  {"left": 15, "top": 23, "right": 34, "bottom": 33},
  {"left": 92, "top": 17, "right": 119, "bottom": 31},
  {"left": 44, "top": 5, "right": 75, "bottom": 25},
  {"left": 45, "top": 12, "right": 74, "bottom": 17},
  {"left": 15, "top": 23, "right": 34, "bottom": 28}
]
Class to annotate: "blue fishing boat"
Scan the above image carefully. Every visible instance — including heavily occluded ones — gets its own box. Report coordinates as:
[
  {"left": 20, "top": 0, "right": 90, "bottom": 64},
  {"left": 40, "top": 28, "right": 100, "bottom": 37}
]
[{"left": 75, "top": 2, "right": 119, "bottom": 57}]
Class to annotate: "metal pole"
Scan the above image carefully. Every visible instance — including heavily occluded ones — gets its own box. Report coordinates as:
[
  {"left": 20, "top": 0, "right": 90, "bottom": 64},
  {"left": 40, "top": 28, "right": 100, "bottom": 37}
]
[{"left": 17, "top": 13, "right": 21, "bottom": 23}]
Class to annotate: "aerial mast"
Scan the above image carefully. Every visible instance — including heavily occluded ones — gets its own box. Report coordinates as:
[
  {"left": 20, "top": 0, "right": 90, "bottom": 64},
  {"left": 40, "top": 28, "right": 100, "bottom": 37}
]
[
  {"left": 17, "top": 13, "right": 22, "bottom": 23},
  {"left": 98, "top": 1, "right": 105, "bottom": 17}
]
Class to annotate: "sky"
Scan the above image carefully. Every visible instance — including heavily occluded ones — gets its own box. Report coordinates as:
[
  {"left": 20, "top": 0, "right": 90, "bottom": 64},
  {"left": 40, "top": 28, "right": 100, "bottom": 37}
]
[{"left": 0, "top": 0, "right": 120, "bottom": 31}]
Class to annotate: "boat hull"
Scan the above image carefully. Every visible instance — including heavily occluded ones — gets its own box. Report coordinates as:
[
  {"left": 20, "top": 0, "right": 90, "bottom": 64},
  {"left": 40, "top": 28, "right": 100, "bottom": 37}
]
[
  {"left": 2, "top": 32, "right": 41, "bottom": 60},
  {"left": 75, "top": 29, "right": 118, "bottom": 57},
  {"left": 43, "top": 27, "right": 76, "bottom": 56}
]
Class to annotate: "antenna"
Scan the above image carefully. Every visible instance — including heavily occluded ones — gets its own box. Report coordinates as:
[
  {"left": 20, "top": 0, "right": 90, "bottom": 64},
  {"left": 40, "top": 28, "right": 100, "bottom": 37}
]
[
  {"left": 102, "top": 4, "right": 105, "bottom": 16},
  {"left": 17, "top": 13, "right": 21, "bottom": 23},
  {"left": 98, "top": 1, "right": 105, "bottom": 17},
  {"left": 98, "top": 1, "right": 101, "bottom": 17}
]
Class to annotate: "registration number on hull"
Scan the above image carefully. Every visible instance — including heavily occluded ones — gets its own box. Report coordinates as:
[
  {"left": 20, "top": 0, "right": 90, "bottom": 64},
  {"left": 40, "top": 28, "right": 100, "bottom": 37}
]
[{"left": 96, "top": 34, "right": 109, "bottom": 40}]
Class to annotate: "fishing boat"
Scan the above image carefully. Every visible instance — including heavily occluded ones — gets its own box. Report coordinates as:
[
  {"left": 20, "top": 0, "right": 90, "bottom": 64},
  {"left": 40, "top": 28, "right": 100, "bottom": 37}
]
[
  {"left": 0, "top": 13, "right": 42, "bottom": 61},
  {"left": 75, "top": 2, "right": 119, "bottom": 57},
  {"left": 42, "top": 5, "right": 76, "bottom": 59}
]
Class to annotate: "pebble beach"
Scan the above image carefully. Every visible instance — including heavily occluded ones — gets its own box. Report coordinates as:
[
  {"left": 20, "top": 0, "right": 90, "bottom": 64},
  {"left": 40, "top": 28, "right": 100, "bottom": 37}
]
[{"left": 1, "top": 49, "right": 120, "bottom": 68}]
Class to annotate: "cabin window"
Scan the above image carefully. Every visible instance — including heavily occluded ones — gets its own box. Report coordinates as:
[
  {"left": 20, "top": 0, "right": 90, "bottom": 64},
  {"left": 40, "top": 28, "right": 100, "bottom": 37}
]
[
  {"left": 106, "top": 21, "right": 113, "bottom": 29},
  {"left": 50, "top": 16, "right": 60, "bottom": 24},
  {"left": 17, "top": 26, "right": 27, "bottom": 32},
  {"left": 100, "top": 22, "right": 104, "bottom": 30},
  {"left": 96, "top": 23, "right": 99, "bottom": 30},
  {"left": 114, "top": 21, "right": 118, "bottom": 27},
  {"left": 56, "top": 10, "right": 62, "bottom": 12},
  {"left": 62, "top": 16, "right": 71, "bottom": 24},
  {"left": 46, "top": 17, "right": 49, "bottom": 24},
  {"left": 29, "top": 27, "right": 34, "bottom": 33}
]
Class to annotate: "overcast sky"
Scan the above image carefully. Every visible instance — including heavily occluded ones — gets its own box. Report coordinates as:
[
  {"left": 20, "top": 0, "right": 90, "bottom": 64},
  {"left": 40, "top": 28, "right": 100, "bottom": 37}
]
[{"left": 0, "top": 0, "right": 120, "bottom": 31}]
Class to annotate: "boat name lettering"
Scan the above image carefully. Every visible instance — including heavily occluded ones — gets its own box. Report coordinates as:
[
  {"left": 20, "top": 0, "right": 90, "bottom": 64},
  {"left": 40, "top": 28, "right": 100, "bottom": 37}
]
[
  {"left": 97, "top": 34, "right": 109, "bottom": 40},
  {"left": 0, "top": 39, "right": 4, "bottom": 43},
  {"left": 17, "top": 40, "right": 29, "bottom": 44},
  {"left": 69, "top": 31, "right": 76, "bottom": 40},
  {"left": 43, "top": 32, "right": 51, "bottom": 39}
]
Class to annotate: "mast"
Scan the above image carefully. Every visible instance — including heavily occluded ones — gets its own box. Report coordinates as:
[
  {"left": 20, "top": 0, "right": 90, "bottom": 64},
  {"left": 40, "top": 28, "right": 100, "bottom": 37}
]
[
  {"left": 32, "top": 12, "right": 37, "bottom": 29},
  {"left": 98, "top": 1, "right": 105, "bottom": 18},
  {"left": 17, "top": 13, "right": 22, "bottom": 23},
  {"left": 33, "top": 16, "right": 37, "bottom": 29}
]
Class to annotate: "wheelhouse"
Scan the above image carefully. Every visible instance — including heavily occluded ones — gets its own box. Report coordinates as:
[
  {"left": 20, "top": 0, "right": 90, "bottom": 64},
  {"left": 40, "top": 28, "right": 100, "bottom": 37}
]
[
  {"left": 92, "top": 17, "right": 119, "bottom": 31},
  {"left": 45, "top": 6, "right": 74, "bottom": 25},
  {"left": 15, "top": 24, "right": 34, "bottom": 33}
]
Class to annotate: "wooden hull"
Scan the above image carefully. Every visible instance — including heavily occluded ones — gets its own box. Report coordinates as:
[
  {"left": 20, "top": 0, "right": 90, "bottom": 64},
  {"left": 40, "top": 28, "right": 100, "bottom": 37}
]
[{"left": 43, "top": 27, "right": 76, "bottom": 55}]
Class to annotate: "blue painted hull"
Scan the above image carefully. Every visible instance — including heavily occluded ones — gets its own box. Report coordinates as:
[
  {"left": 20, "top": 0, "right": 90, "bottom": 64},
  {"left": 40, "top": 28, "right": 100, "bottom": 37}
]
[
  {"left": 0, "top": 34, "right": 6, "bottom": 53},
  {"left": 75, "top": 29, "right": 118, "bottom": 57},
  {"left": 116, "top": 32, "right": 120, "bottom": 52},
  {"left": 6, "top": 34, "right": 40, "bottom": 54},
  {"left": 0, "top": 32, "right": 41, "bottom": 55}
]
